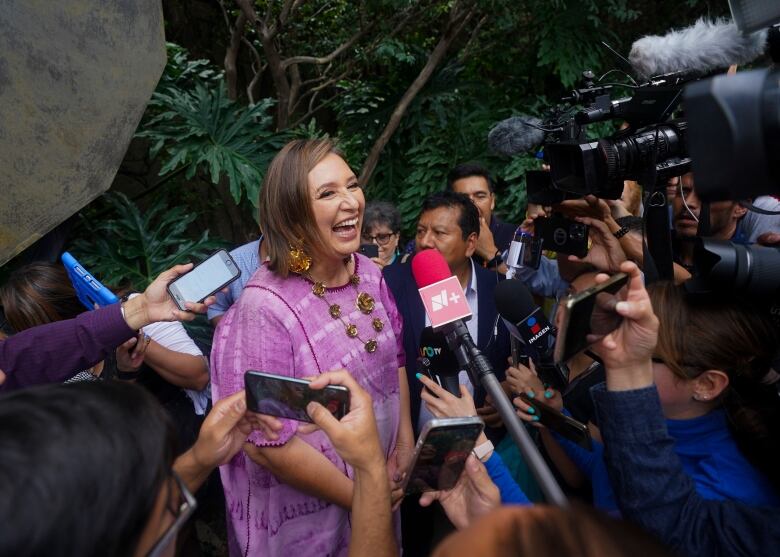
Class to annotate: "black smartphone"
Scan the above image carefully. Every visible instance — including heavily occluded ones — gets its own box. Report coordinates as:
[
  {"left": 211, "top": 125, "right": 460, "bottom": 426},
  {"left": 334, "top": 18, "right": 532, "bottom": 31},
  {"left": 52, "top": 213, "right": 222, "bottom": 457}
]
[
  {"left": 402, "top": 417, "right": 484, "bottom": 495},
  {"left": 517, "top": 392, "right": 592, "bottom": 450},
  {"left": 359, "top": 243, "right": 379, "bottom": 258},
  {"left": 536, "top": 215, "right": 590, "bottom": 258},
  {"left": 244, "top": 371, "right": 350, "bottom": 423},
  {"left": 167, "top": 249, "right": 241, "bottom": 311},
  {"left": 553, "top": 272, "right": 629, "bottom": 365}
]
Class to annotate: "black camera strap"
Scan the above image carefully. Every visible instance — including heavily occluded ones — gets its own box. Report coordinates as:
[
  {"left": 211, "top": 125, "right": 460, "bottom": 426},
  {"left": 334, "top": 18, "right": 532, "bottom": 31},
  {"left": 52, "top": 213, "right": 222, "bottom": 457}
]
[{"left": 643, "top": 190, "right": 674, "bottom": 283}]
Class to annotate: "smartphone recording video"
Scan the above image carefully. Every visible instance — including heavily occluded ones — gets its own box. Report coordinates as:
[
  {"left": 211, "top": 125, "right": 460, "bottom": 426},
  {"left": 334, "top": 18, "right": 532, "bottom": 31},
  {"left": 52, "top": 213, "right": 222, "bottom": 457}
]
[
  {"left": 553, "top": 272, "right": 628, "bottom": 365},
  {"left": 402, "top": 417, "right": 484, "bottom": 495},
  {"left": 166, "top": 249, "right": 241, "bottom": 311},
  {"left": 244, "top": 371, "right": 350, "bottom": 423}
]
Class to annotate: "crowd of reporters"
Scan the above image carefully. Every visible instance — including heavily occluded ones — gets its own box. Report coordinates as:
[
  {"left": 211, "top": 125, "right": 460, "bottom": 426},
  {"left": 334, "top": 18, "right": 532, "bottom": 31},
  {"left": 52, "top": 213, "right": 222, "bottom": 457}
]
[{"left": 1, "top": 137, "right": 779, "bottom": 557}]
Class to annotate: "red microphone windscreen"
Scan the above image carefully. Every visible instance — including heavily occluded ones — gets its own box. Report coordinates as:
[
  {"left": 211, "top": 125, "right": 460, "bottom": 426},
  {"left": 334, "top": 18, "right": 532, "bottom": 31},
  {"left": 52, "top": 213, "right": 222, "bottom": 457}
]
[{"left": 411, "top": 249, "right": 452, "bottom": 288}]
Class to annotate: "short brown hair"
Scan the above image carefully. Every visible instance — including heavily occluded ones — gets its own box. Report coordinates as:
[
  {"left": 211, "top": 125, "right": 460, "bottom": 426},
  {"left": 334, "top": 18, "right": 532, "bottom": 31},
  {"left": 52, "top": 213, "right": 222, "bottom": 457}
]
[
  {"left": 0, "top": 262, "right": 84, "bottom": 331},
  {"left": 259, "top": 139, "right": 343, "bottom": 278},
  {"left": 649, "top": 281, "right": 780, "bottom": 490}
]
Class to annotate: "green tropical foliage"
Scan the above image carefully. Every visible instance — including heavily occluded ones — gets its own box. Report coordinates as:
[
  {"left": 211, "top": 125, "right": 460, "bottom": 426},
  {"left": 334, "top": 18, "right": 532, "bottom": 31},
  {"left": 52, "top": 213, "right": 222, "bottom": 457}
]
[
  {"left": 138, "top": 76, "right": 285, "bottom": 208},
  {"left": 70, "top": 192, "right": 224, "bottom": 291},
  {"left": 18, "top": 0, "right": 726, "bottom": 289}
]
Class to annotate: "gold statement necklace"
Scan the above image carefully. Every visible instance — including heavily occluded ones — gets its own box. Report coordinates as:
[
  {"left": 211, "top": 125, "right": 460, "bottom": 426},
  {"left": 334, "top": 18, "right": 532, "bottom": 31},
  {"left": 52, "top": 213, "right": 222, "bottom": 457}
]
[{"left": 305, "top": 256, "right": 383, "bottom": 353}]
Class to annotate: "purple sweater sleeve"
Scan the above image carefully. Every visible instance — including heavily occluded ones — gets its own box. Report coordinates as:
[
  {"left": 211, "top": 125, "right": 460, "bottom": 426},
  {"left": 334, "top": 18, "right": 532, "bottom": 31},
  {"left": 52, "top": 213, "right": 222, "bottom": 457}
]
[{"left": 0, "top": 303, "right": 135, "bottom": 391}]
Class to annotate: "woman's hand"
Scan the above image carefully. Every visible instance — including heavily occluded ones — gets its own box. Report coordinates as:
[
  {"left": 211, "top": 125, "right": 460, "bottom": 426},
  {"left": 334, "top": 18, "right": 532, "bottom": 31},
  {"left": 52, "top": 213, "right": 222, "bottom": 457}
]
[
  {"left": 506, "top": 361, "right": 562, "bottom": 422},
  {"left": 590, "top": 261, "right": 659, "bottom": 391},
  {"left": 418, "top": 454, "right": 500, "bottom": 530},
  {"left": 418, "top": 373, "right": 478, "bottom": 418},
  {"left": 369, "top": 256, "right": 388, "bottom": 270}
]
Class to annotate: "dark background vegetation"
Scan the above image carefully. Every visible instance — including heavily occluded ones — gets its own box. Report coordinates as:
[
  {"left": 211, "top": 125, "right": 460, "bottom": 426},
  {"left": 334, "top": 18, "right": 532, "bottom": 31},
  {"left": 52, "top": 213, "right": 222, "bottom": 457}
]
[{"left": 4, "top": 0, "right": 730, "bottom": 290}]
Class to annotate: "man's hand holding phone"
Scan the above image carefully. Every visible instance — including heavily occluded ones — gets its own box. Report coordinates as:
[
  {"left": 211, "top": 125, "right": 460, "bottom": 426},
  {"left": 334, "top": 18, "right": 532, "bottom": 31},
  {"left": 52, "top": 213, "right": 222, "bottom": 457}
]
[{"left": 418, "top": 454, "right": 500, "bottom": 530}]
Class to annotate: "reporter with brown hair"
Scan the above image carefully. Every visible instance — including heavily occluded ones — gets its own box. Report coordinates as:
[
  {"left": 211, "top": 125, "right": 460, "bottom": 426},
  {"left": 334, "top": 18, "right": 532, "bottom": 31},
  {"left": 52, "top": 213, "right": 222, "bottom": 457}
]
[{"left": 592, "top": 261, "right": 780, "bottom": 556}]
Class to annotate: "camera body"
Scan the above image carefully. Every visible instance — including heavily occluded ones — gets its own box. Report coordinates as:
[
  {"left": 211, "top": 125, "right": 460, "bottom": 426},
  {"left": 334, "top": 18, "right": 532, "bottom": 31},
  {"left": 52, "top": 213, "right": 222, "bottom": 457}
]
[
  {"left": 531, "top": 70, "right": 695, "bottom": 201},
  {"left": 536, "top": 215, "right": 590, "bottom": 258}
]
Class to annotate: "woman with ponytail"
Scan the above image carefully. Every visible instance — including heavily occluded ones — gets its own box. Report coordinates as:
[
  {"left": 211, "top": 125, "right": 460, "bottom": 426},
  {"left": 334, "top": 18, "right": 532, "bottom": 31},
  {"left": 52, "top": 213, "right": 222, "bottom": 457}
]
[
  {"left": 510, "top": 278, "right": 780, "bottom": 514},
  {"left": 647, "top": 281, "right": 780, "bottom": 500}
]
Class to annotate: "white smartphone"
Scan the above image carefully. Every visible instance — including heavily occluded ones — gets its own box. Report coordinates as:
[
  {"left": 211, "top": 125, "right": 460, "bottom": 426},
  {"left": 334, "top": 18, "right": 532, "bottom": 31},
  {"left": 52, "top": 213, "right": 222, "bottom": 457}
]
[
  {"left": 166, "top": 249, "right": 241, "bottom": 311},
  {"left": 402, "top": 417, "right": 484, "bottom": 495}
]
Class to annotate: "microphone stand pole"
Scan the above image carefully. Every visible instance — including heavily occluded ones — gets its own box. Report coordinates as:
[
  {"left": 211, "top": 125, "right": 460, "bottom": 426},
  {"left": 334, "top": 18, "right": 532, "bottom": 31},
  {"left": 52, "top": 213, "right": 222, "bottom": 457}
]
[{"left": 445, "top": 322, "right": 568, "bottom": 507}]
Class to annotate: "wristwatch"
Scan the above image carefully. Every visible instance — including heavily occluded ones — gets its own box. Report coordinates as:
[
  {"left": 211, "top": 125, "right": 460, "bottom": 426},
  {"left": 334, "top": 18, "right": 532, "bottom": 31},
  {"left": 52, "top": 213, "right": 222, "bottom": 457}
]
[
  {"left": 472, "top": 439, "right": 494, "bottom": 462},
  {"left": 485, "top": 250, "right": 503, "bottom": 269},
  {"left": 613, "top": 226, "right": 631, "bottom": 239}
]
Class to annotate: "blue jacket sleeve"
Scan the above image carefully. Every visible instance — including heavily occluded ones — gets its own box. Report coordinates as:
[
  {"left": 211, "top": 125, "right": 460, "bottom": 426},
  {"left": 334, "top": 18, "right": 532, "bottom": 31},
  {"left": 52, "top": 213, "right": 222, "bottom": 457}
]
[
  {"left": 593, "top": 383, "right": 780, "bottom": 557},
  {"left": 484, "top": 451, "right": 531, "bottom": 505},
  {"left": 513, "top": 255, "right": 569, "bottom": 299}
]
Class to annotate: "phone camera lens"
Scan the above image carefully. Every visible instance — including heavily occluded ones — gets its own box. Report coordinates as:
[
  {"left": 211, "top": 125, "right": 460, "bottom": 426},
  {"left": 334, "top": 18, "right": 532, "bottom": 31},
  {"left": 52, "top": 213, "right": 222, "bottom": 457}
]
[{"left": 553, "top": 227, "right": 567, "bottom": 245}]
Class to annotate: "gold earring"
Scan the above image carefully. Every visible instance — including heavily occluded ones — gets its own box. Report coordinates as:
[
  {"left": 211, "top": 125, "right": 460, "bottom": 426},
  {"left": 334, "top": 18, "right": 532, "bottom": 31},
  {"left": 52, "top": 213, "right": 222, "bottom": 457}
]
[{"left": 288, "top": 244, "right": 312, "bottom": 274}]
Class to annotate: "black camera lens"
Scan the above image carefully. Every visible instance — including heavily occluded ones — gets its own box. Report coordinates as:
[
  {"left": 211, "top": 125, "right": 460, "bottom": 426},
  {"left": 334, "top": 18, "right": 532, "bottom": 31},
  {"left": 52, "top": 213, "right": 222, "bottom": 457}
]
[
  {"left": 686, "top": 67, "right": 780, "bottom": 201},
  {"left": 693, "top": 239, "right": 780, "bottom": 297}
]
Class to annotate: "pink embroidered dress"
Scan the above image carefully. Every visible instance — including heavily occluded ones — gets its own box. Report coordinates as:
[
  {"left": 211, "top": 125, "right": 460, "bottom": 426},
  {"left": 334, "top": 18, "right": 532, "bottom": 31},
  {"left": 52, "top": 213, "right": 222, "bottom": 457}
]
[{"left": 211, "top": 254, "right": 404, "bottom": 556}]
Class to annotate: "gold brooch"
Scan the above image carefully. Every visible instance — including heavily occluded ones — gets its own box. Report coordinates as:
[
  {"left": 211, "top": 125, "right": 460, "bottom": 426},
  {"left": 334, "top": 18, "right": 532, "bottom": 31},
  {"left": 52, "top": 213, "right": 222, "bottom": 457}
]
[
  {"left": 312, "top": 282, "right": 326, "bottom": 297},
  {"left": 329, "top": 304, "right": 341, "bottom": 318},
  {"left": 372, "top": 318, "right": 384, "bottom": 332},
  {"left": 356, "top": 292, "right": 375, "bottom": 314},
  {"left": 364, "top": 339, "right": 378, "bottom": 353},
  {"left": 346, "top": 324, "right": 358, "bottom": 338}
]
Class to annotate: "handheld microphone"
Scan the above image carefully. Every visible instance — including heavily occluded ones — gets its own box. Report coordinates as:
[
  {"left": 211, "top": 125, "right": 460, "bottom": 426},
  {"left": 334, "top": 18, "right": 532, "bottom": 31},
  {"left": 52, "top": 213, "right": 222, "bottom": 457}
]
[
  {"left": 494, "top": 279, "right": 568, "bottom": 391},
  {"left": 411, "top": 250, "right": 569, "bottom": 506},
  {"left": 629, "top": 18, "right": 767, "bottom": 79},
  {"left": 411, "top": 249, "right": 472, "bottom": 333},
  {"left": 487, "top": 115, "right": 546, "bottom": 156},
  {"left": 419, "top": 326, "right": 461, "bottom": 396}
]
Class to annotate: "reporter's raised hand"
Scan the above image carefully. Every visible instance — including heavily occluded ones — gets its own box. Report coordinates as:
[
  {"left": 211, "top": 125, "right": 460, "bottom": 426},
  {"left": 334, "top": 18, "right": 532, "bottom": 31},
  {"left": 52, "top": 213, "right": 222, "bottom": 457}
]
[
  {"left": 506, "top": 360, "right": 561, "bottom": 423},
  {"left": 307, "top": 370, "right": 384, "bottom": 472},
  {"left": 122, "top": 263, "right": 217, "bottom": 330},
  {"left": 590, "top": 261, "right": 659, "bottom": 391},
  {"left": 418, "top": 373, "right": 478, "bottom": 418},
  {"left": 567, "top": 216, "right": 627, "bottom": 273},
  {"left": 418, "top": 454, "right": 500, "bottom": 530}
]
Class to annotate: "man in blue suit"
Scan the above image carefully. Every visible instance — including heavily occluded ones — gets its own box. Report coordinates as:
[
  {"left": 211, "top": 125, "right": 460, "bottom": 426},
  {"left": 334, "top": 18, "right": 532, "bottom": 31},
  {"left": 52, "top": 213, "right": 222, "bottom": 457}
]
[
  {"left": 385, "top": 191, "right": 511, "bottom": 556},
  {"left": 384, "top": 190, "right": 511, "bottom": 436}
]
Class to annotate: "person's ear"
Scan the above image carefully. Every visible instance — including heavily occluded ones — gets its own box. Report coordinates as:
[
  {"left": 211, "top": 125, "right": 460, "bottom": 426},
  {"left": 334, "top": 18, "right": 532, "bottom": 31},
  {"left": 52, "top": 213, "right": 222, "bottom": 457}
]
[
  {"left": 733, "top": 203, "right": 748, "bottom": 219},
  {"left": 489, "top": 192, "right": 495, "bottom": 212},
  {"left": 464, "top": 232, "right": 478, "bottom": 258},
  {"left": 692, "top": 369, "right": 730, "bottom": 402}
]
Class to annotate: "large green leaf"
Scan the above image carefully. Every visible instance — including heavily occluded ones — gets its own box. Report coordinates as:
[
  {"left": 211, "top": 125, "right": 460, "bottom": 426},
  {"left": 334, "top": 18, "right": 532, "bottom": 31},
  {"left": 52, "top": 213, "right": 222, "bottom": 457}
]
[
  {"left": 69, "top": 192, "right": 225, "bottom": 291},
  {"left": 137, "top": 46, "right": 287, "bottom": 209}
]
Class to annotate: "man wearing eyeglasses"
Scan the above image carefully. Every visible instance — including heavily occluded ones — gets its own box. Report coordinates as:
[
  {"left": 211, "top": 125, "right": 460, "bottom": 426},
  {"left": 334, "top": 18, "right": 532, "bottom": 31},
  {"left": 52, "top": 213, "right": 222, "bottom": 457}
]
[{"left": 447, "top": 163, "right": 519, "bottom": 274}]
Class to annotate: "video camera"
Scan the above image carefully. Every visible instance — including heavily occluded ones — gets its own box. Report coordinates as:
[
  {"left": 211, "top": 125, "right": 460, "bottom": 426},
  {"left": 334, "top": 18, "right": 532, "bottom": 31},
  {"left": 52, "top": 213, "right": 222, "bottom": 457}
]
[{"left": 543, "top": 70, "right": 692, "bottom": 201}]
